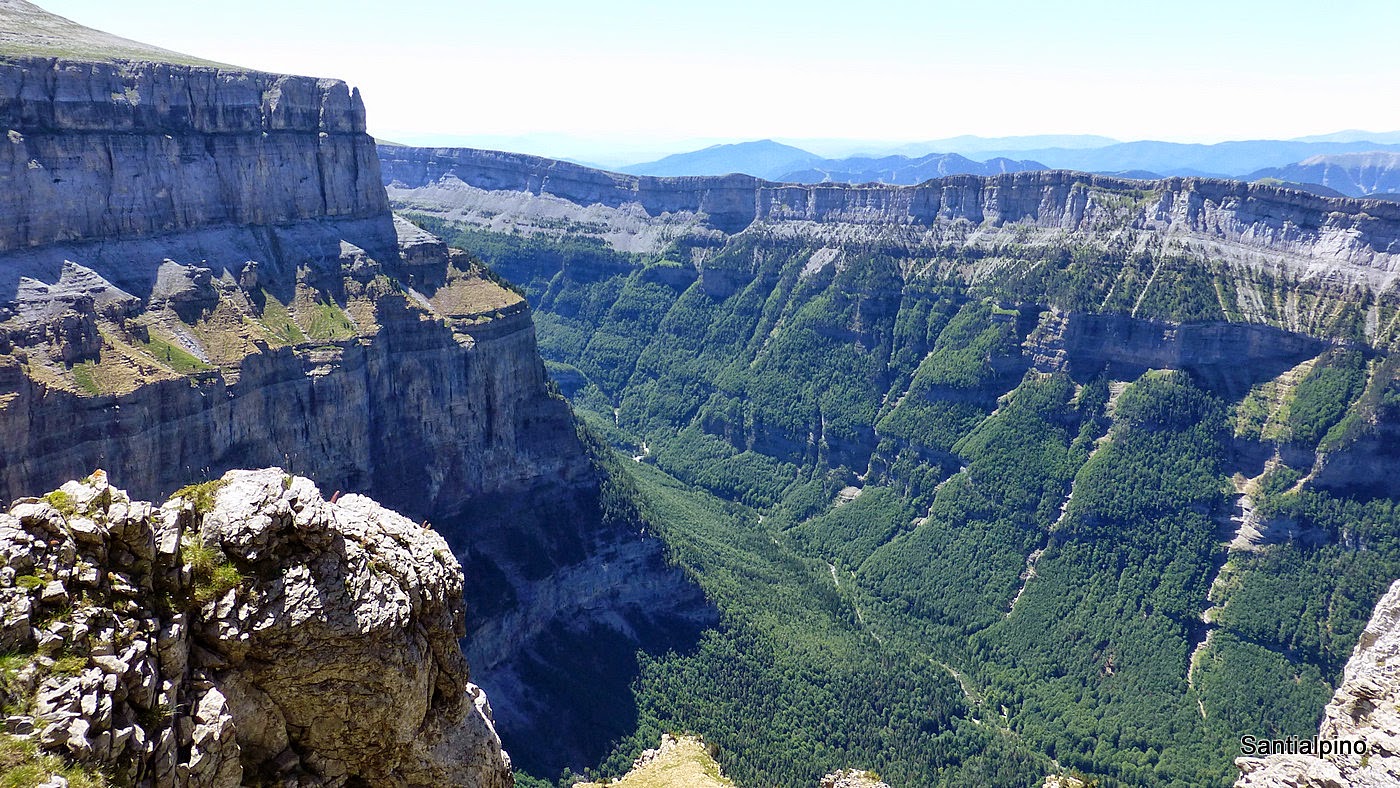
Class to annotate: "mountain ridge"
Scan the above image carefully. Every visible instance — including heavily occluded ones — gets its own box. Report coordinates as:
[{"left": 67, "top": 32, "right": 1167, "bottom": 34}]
[
  {"left": 1248, "top": 151, "right": 1400, "bottom": 198},
  {"left": 380, "top": 144, "right": 1400, "bottom": 298},
  {"left": 617, "top": 136, "right": 1400, "bottom": 181}
]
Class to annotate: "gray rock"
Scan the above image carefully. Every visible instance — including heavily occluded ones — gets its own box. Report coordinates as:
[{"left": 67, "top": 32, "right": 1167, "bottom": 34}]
[
  {"left": 150, "top": 261, "right": 219, "bottom": 314},
  {"left": 5, "top": 714, "right": 34, "bottom": 734},
  {"left": 2, "top": 470, "right": 512, "bottom": 786},
  {"left": 39, "top": 580, "right": 66, "bottom": 603},
  {"left": 1236, "top": 579, "right": 1400, "bottom": 786}
]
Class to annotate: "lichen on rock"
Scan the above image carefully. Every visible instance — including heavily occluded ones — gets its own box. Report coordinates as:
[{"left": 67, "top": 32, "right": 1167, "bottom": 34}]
[{"left": 0, "top": 468, "right": 513, "bottom": 787}]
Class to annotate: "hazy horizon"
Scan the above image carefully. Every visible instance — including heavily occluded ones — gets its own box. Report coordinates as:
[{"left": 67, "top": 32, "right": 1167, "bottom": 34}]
[{"left": 37, "top": 0, "right": 1400, "bottom": 165}]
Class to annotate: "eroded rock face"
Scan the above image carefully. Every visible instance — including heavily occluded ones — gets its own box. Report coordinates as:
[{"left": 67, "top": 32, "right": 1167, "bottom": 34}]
[
  {"left": 0, "top": 469, "right": 512, "bottom": 787},
  {"left": 0, "top": 57, "right": 386, "bottom": 252},
  {"left": 1234, "top": 579, "right": 1400, "bottom": 787},
  {"left": 379, "top": 146, "right": 1400, "bottom": 290}
]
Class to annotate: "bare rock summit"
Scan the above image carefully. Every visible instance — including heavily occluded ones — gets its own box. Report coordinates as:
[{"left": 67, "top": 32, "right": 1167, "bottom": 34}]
[{"left": 0, "top": 468, "right": 513, "bottom": 787}]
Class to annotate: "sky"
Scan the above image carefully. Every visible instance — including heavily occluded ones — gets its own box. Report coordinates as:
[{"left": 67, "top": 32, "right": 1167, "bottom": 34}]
[{"left": 37, "top": 0, "right": 1400, "bottom": 164}]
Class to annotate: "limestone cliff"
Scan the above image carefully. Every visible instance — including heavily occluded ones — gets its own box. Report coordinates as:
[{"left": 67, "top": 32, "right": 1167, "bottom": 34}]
[
  {"left": 0, "top": 6, "right": 714, "bottom": 777},
  {"left": 1234, "top": 578, "right": 1400, "bottom": 787},
  {"left": 380, "top": 144, "right": 1400, "bottom": 499},
  {"left": 0, "top": 38, "right": 580, "bottom": 513},
  {"left": 379, "top": 145, "right": 1400, "bottom": 291},
  {"left": 0, "top": 469, "right": 512, "bottom": 787}
]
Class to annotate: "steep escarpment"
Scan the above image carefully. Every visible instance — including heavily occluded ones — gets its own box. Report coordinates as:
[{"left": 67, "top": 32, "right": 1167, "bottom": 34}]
[
  {"left": 0, "top": 59, "right": 386, "bottom": 249},
  {"left": 0, "top": 469, "right": 512, "bottom": 787},
  {"left": 381, "top": 145, "right": 1400, "bottom": 291},
  {"left": 388, "top": 148, "right": 1400, "bottom": 495},
  {"left": 0, "top": 51, "right": 569, "bottom": 509},
  {"left": 1234, "top": 578, "right": 1400, "bottom": 787},
  {"left": 0, "top": 13, "right": 716, "bottom": 782}
]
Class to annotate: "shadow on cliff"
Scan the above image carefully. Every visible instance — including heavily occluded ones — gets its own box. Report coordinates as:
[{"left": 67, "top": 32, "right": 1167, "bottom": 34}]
[{"left": 435, "top": 461, "right": 716, "bottom": 777}]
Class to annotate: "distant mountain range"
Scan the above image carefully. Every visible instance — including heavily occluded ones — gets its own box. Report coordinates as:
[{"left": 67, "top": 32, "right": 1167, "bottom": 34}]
[
  {"left": 781, "top": 152, "right": 1046, "bottom": 184},
  {"left": 1248, "top": 152, "right": 1400, "bottom": 198},
  {"left": 618, "top": 140, "right": 1046, "bottom": 183},
  {"left": 617, "top": 139, "right": 817, "bottom": 179},
  {"left": 619, "top": 135, "right": 1400, "bottom": 190}
]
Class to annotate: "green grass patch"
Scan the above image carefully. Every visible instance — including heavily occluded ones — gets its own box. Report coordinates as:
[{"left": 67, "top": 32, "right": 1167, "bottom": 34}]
[
  {"left": 137, "top": 333, "right": 211, "bottom": 373},
  {"left": 42, "top": 490, "right": 77, "bottom": 518},
  {"left": 0, "top": 652, "right": 33, "bottom": 677},
  {"left": 193, "top": 564, "right": 243, "bottom": 605},
  {"left": 49, "top": 654, "right": 86, "bottom": 677},
  {"left": 14, "top": 575, "right": 43, "bottom": 592},
  {"left": 305, "top": 301, "right": 357, "bottom": 341},
  {"left": 70, "top": 361, "right": 101, "bottom": 396},
  {"left": 172, "top": 479, "right": 228, "bottom": 514},
  {"left": 183, "top": 536, "right": 243, "bottom": 607},
  {"left": 0, "top": 731, "right": 108, "bottom": 787},
  {"left": 257, "top": 291, "right": 307, "bottom": 344}
]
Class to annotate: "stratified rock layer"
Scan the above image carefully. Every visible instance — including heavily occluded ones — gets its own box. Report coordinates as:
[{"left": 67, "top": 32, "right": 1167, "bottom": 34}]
[
  {"left": 0, "top": 469, "right": 512, "bottom": 787},
  {"left": 0, "top": 49, "right": 583, "bottom": 520},
  {"left": 1235, "top": 579, "right": 1400, "bottom": 787},
  {"left": 0, "top": 19, "right": 713, "bottom": 779},
  {"left": 380, "top": 146, "right": 1400, "bottom": 289},
  {"left": 0, "top": 57, "right": 386, "bottom": 251}
]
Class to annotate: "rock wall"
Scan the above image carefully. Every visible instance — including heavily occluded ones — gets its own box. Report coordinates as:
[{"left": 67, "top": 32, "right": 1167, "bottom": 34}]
[
  {"left": 1, "top": 58, "right": 386, "bottom": 251},
  {"left": 0, "top": 216, "right": 585, "bottom": 520},
  {"left": 379, "top": 146, "right": 1400, "bottom": 288},
  {"left": 0, "top": 469, "right": 513, "bottom": 787},
  {"left": 1235, "top": 578, "right": 1400, "bottom": 787},
  {"left": 1027, "top": 309, "right": 1329, "bottom": 397},
  {"left": 0, "top": 37, "right": 715, "bottom": 782}
]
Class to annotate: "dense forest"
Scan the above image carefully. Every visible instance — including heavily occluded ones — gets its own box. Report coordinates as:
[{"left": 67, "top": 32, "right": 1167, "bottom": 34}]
[{"left": 409, "top": 215, "right": 1400, "bottom": 787}]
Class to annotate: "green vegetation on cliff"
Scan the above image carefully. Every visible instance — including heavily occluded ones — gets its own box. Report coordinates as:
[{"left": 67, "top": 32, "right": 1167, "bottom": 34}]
[{"left": 416, "top": 216, "right": 1400, "bottom": 788}]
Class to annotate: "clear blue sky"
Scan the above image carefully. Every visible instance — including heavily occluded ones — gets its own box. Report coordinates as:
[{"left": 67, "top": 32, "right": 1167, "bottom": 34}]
[{"left": 38, "top": 0, "right": 1400, "bottom": 160}]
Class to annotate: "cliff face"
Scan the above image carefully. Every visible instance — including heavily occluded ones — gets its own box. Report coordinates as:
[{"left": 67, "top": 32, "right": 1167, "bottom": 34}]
[
  {"left": 380, "top": 145, "right": 1400, "bottom": 289},
  {"left": 1235, "top": 578, "right": 1400, "bottom": 787},
  {"left": 0, "top": 470, "right": 513, "bottom": 787},
  {"left": 0, "top": 18, "right": 715, "bottom": 779},
  {"left": 0, "top": 212, "right": 584, "bottom": 519},
  {"left": 0, "top": 54, "right": 584, "bottom": 514},
  {"left": 0, "top": 58, "right": 386, "bottom": 250},
  {"left": 1, "top": 57, "right": 383, "bottom": 247},
  {"left": 382, "top": 145, "right": 1400, "bottom": 495}
]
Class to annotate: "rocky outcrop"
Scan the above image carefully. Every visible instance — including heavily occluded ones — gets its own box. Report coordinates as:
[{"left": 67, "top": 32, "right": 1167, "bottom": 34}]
[
  {"left": 1234, "top": 578, "right": 1400, "bottom": 787},
  {"left": 0, "top": 469, "right": 512, "bottom": 787},
  {"left": 572, "top": 734, "right": 733, "bottom": 788},
  {"left": 1023, "top": 308, "right": 1329, "bottom": 396},
  {"left": 0, "top": 11, "right": 715, "bottom": 782},
  {"left": 819, "top": 769, "right": 892, "bottom": 788},
  {"left": 380, "top": 146, "right": 1400, "bottom": 290},
  {"left": 0, "top": 216, "right": 585, "bottom": 520}
]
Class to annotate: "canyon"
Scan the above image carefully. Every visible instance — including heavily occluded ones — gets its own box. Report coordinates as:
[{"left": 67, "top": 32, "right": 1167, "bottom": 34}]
[
  {"left": 383, "top": 143, "right": 1400, "bottom": 786},
  {"left": 4, "top": 0, "right": 1400, "bottom": 785}
]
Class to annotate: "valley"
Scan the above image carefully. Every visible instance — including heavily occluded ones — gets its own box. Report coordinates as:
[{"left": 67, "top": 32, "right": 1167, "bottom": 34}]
[
  {"left": 1, "top": 1, "right": 1399, "bottom": 786},
  {"left": 386, "top": 147, "right": 1400, "bottom": 786}
]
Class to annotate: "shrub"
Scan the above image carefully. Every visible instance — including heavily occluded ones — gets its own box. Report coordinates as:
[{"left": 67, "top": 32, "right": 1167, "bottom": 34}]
[
  {"left": 43, "top": 490, "right": 77, "bottom": 518},
  {"left": 172, "top": 479, "right": 228, "bottom": 514}
]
